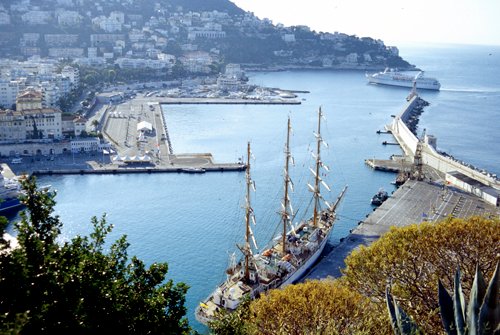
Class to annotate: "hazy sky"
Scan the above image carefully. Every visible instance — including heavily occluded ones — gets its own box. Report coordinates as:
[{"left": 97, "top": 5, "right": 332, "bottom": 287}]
[{"left": 231, "top": 0, "right": 500, "bottom": 46}]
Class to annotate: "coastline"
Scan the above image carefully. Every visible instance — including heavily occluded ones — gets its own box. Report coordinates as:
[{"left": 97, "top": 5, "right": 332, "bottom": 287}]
[{"left": 242, "top": 64, "right": 419, "bottom": 72}]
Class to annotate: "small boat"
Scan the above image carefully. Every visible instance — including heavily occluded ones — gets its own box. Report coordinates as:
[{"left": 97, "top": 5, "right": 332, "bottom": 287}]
[
  {"left": 366, "top": 68, "right": 440, "bottom": 91},
  {"left": 0, "top": 170, "right": 22, "bottom": 214},
  {"left": 181, "top": 168, "right": 206, "bottom": 174},
  {"left": 195, "top": 108, "right": 348, "bottom": 325},
  {"left": 371, "top": 188, "right": 389, "bottom": 206}
]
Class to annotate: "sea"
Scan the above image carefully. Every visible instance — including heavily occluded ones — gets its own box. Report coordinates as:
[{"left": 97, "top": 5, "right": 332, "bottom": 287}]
[{"left": 5, "top": 43, "right": 500, "bottom": 333}]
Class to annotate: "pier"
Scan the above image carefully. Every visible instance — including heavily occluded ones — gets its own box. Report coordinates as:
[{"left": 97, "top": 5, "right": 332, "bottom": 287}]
[
  {"left": 364, "top": 158, "right": 412, "bottom": 173},
  {"left": 31, "top": 163, "right": 245, "bottom": 176},
  {"left": 157, "top": 97, "right": 301, "bottom": 105},
  {"left": 367, "top": 95, "right": 500, "bottom": 206},
  {"left": 305, "top": 92, "right": 500, "bottom": 281},
  {"left": 305, "top": 179, "right": 499, "bottom": 280}
]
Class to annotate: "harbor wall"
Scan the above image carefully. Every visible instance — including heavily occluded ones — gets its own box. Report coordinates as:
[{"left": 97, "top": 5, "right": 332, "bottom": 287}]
[
  {"left": 422, "top": 145, "right": 498, "bottom": 188},
  {"left": 387, "top": 96, "right": 419, "bottom": 157},
  {"left": 387, "top": 95, "right": 500, "bottom": 204}
]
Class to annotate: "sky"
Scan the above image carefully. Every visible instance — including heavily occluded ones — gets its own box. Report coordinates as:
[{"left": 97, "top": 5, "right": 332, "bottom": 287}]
[{"left": 231, "top": 0, "right": 500, "bottom": 46}]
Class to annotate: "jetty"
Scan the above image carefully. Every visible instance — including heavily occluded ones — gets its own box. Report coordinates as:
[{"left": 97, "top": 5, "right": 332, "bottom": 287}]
[
  {"left": 157, "top": 97, "right": 300, "bottom": 105},
  {"left": 306, "top": 179, "right": 499, "bottom": 280},
  {"left": 305, "top": 92, "right": 500, "bottom": 281}
]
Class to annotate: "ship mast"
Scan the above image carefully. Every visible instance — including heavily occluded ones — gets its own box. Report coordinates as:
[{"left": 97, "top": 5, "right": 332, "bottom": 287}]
[
  {"left": 281, "top": 117, "right": 292, "bottom": 254},
  {"left": 312, "top": 107, "right": 323, "bottom": 227},
  {"left": 244, "top": 141, "right": 251, "bottom": 281}
]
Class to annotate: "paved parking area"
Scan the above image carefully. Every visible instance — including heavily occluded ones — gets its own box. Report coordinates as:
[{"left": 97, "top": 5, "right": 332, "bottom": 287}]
[{"left": 305, "top": 179, "right": 499, "bottom": 280}]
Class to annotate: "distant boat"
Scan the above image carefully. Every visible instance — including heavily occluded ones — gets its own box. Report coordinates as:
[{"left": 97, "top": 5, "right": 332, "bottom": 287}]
[
  {"left": 195, "top": 108, "right": 348, "bottom": 325},
  {"left": 0, "top": 171, "right": 22, "bottom": 214},
  {"left": 366, "top": 68, "right": 440, "bottom": 90},
  {"left": 371, "top": 188, "right": 389, "bottom": 206},
  {"left": 181, "top": 167, "right": 206, "bottom": 174},
  {"left": 1, "top": 169, "right": 54, "bottom": 214}
]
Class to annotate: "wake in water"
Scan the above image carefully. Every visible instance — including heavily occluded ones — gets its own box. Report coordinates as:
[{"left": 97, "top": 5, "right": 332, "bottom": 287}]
[{"left": 440, "top": 87, "right": 500, "bottom": 94}]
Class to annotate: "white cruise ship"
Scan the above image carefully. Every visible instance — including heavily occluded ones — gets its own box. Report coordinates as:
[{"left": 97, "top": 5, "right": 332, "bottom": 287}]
[{"left": 366, "top": 68, "right": 441, "bottom": 90}]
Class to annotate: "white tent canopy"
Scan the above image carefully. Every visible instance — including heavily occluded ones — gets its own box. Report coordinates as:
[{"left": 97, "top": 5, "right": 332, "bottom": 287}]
[
  {"left": 111, "top": 155, "right": 153, "bottom": 163},
  {"left": 137, "top": 121, "right": 153, "bottom": 132}
]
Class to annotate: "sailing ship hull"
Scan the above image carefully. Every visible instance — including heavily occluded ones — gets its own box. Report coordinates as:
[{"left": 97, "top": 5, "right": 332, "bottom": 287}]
[
  {"left": 195, "top": 111, "right": 347, "bottom": 326},
  {"left": 195, "top": 236, "right": 329, "bottom": 325},
  {"left": 280, "top": 231, "right": 329, "bottom": 287},
  {"left": 195, "top": 215, "right": 336, "bottom": 325}
]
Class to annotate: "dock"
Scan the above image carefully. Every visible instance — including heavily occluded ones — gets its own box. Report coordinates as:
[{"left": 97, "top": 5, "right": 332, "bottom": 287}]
[
  {"left": 157, "top": 97, "right": 301, "bottom": 105},
  {"left": 305, "top": 92, "right": 500, "bottom": 281},
  {"left": 31, "top": 163, "right": 245, "bottom": 176},
  {"left": 364, "top": 158, "right": 412, "bottom": 173},
  {"left": 305, "top": 179, "right": 499, "bottom": 280}
]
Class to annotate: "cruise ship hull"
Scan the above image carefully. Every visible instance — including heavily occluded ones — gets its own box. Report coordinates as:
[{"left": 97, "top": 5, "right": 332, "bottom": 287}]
[{"left": 366, "top": 70, "right": 441, "bottom": 91}]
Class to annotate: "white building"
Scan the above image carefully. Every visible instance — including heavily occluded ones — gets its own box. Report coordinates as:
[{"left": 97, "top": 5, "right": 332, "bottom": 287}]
[
  {"left": 345, "top": 53, "right": 359, "bottom": 63},
  {"left": 48, "top": 48, "right": 84, "bottom": 58},
  {"left": 41, "top": 83, "right": 61, "bottom": 108},
  {"left": 217, "top": 76, "right": 240, "bottom": 92},
  {"left": 16, "top": 88, "right": 43, "bottom": 112},
  {"left": 225, "top": 63, "right": 244, "bottom": 80},
  {"left": 110, "top": 11, "right": 125, "bottom": 24},
  {"left": 87, "top": 47, "right": 98, "bottom": 58},
  {"left": 57, "top": 10, "right": 82, "bottom": 27},
  {"left": 0, "top": 79, "right": 19, "bottom": 109},
  {"left": 180, "top": 51, "right": 213, "bottom": 74},
  {"left": 24, "top": 108, "right": 63, "bottom": 139},
  {"left": 73, "top": 115, "right": 86, "bottom": 137},
  {"left": 129, "top": 30, "right": 145, "bottom": 42},
  {"left": 282, "top": 34, "right": 296, "bottom": 43},
  {"left": 187, "top": 29, "right": 226, "bottom": 41},
  {"left": 61, "top": 66, "right": 80, "bottom": 88},
  {"left": 93, "top": 15, "right": 123, "bottom": 33},
  {"left": 21, "top": 11, "right": 52, "bottom": 25},
  {"left": 114, "top": 57, "right": 174, "bottom": 70},
  {"left": 44, "top": 34, "right": 79, "bottom": 47},
  {"left": 0, "top": 12, "right": 11, "bottom": 25},
  {"left": 0, "top": 110, "right": 26, "bottom": 141},
  {"left": 71, "top": 137, "right": 100, "bottom": 152}
]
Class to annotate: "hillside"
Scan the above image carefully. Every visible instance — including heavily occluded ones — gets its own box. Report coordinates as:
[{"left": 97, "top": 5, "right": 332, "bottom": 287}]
[{"left": 0, "top": 0, "right": 413, "bottom": 70}]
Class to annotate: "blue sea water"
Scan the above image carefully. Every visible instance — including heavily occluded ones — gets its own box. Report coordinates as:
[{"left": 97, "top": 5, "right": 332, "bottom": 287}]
[{"left": 7, "top": 44, "right": 500, "bottom": 332}]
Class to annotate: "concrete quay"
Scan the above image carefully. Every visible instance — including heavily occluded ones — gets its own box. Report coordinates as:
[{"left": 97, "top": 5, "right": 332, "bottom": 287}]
[
  {"left": 305, "top": 179, "right": 500, "bottom": 280},
  {"left": 364, "top": 158, "right": 412, "bottom": 173},
  {"left": 84, "top": 95, "right": 248, "bottom": 175},
  {"left": 156, "top": 97, "right": 301, "bottom": 105}
]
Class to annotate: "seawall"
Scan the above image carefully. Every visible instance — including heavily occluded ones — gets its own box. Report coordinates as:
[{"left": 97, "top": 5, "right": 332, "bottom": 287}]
[{"left": 387, "top": 96, "right": 500, "bottom": 189}]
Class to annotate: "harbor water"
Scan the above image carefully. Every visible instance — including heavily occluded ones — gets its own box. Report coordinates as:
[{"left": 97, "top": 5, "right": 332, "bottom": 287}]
[{"left": 6, "top": 44, "right": 500, "bottom": 332}]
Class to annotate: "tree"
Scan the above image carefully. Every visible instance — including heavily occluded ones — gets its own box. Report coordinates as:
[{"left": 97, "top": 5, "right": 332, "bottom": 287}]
[
  {"left": 248, "top": 280, "right": 390, "bottom": 335},
  {"left": 209, "top": 280, "right": 389, "bottom": 335},
  {"left": 342, "top": 216, "right": 499, "bottom": 334},
  {"left": 0, "top": 176, "right": 191, "bottom": 334}
]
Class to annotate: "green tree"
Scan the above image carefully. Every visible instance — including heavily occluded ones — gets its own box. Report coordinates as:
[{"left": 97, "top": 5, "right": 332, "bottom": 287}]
[{"left": 0, "top": 176, "right": 191, "bottom": 334}]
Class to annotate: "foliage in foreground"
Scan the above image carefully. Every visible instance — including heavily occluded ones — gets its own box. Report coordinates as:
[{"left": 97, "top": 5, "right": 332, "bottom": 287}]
[
  {"left": 343, "top": 216, "right": 499, "bottom": 334},
  {"left": 0, "top": 176, "right": 190, "bottom": 334},
  {"left": 386, "top": 262, "right": 499, "bottom": 335},
  {"left": 210, "top": 216, "right": 499, "bottom": 335},
  {"left": 209, "top": 279, "right": 390, "bottom": 335}
]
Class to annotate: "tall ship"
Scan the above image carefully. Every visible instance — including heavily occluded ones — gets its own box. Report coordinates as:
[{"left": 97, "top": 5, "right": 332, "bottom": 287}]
[
  {"left": 195, "top": 108, "right": 348, "bottom": 325},
  {"left": 366, "top": 68, "right": 441, "bottom": 90}
]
